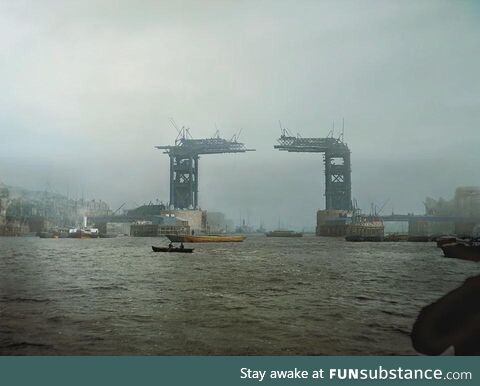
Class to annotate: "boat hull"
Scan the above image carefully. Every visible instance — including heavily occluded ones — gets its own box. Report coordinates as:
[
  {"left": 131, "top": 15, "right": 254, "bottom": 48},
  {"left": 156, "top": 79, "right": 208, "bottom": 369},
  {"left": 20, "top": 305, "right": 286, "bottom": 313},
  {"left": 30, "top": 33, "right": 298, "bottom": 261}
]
[
  {"left": 152, "top": 246, "right": 194, "bottom": 253},
  {"left": 436, "top": 236, "right": 472, "bottom": 248},
  {"left": 440, "top": 243, "right": 480, "bottom": 262},
  {"left": 166, "top": 235, "right": 246, "bottom": 243}
]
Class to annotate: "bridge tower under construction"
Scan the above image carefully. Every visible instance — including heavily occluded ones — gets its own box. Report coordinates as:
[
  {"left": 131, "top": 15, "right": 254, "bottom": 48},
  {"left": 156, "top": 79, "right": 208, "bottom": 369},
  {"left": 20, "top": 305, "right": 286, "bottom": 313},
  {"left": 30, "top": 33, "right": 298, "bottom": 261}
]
[
  {"left": 274, "top": 129, "right": 352, "bottom": 211},
  {"left": 156, "top": 128, "right": 255, "bottom": 209}
]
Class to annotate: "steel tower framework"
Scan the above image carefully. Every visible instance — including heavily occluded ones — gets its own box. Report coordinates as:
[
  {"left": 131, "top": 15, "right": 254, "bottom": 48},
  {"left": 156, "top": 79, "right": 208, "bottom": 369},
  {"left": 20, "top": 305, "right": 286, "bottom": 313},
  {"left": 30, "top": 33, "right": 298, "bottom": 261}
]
[
  {"left": 156, "top": 129, "right": 255, "bottom": 209},
  {"left": 274, "top": 130, "right": 352, "bottom": 211}
]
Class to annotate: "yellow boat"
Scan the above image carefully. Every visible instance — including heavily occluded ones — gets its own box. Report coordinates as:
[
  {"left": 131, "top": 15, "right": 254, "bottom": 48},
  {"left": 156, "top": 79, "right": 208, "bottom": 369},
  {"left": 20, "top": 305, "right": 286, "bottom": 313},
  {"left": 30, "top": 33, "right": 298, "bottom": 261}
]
[{"left": 166, "top": 234, "right": 246, "bottom": 243}]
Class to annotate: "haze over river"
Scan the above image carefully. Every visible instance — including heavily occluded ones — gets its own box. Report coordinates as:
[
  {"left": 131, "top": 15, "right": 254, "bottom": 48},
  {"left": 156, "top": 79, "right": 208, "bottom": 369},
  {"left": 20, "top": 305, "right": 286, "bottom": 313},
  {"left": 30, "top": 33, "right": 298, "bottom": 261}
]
[{"left": 0, "top": 236, "right": 476, "bottom": 355}]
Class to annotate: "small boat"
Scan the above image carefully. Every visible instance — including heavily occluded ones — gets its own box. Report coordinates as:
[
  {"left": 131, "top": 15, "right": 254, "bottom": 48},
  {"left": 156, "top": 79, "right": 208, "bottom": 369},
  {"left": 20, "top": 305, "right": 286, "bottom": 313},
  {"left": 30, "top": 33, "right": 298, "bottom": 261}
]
[
  {"left": 166, "top": 235, "right": 246, "bottom": 243},
  {"left": 265, "top": 230, "right": 303, "bottom": 237},
  {"left": 152, "top": 246, "right": 194, "bottom": 253},
  {"left": 440, "top": 242, "right": 480, "bottom": 262}
]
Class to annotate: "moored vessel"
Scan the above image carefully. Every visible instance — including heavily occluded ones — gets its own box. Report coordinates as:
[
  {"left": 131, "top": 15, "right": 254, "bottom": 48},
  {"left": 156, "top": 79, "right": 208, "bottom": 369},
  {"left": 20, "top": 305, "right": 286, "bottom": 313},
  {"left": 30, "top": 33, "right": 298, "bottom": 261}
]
[
  {"left": 345, "top": 214, "right": 384, "bottom": 242},
  {"left": 436, "top": 235, "right": 471, "bottom": 248},
  {"left": 436, "top": 236, "right": 459, "bottom": 247},
  {"left": 440, "top": 241, "right": 480, "bottom": 262}
]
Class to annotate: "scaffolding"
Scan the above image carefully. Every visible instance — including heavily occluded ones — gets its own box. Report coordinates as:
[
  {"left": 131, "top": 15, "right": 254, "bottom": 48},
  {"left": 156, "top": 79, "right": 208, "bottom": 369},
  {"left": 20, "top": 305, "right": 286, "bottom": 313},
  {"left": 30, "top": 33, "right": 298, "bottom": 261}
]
[
  {"left": 274, "top": 129, "right": 352, "bottom": 211},
  {"left": 156, "top": 128, "right": 255, "bottom": 209}
]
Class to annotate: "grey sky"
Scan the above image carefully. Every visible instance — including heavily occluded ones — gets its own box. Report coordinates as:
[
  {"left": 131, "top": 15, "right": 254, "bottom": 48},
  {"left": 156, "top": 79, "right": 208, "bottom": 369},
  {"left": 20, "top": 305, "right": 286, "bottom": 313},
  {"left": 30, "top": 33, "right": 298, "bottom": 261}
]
[{"left": 1, "top": 0, "right": 479, "bottom": 228}]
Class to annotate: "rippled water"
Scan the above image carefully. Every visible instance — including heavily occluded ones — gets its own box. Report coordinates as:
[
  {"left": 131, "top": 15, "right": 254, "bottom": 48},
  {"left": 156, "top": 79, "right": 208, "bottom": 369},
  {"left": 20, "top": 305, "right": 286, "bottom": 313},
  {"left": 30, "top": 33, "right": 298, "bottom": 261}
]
[{"left": 0, "top": 235, "right": 477, "bottom": 355}]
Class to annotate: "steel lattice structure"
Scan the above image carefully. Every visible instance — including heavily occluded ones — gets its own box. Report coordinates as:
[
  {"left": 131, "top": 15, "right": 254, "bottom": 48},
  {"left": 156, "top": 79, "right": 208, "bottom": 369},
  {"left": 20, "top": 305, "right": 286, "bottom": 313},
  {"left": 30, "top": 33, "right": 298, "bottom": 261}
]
[
  {"left": 156, "top": 130, "right": 255, "bottom": 209},
  {"left": 274, "top": 131, "right": 352, "bottom": 211}
]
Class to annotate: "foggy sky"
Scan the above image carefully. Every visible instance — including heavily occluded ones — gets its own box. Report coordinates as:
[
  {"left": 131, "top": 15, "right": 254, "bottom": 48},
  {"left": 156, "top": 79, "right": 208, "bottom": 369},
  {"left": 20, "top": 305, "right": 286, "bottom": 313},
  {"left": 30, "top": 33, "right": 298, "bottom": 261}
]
[{"left": 1, "top": 0, "right": 479, "bottom": 229}]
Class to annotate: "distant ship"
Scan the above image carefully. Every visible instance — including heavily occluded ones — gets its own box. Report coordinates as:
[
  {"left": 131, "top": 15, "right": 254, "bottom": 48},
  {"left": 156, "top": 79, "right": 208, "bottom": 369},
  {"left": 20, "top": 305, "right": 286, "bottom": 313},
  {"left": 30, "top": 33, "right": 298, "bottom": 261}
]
[
  {"left": 68, "top": 216, "right": 99, "bottom": 239},
  {"left": 166, "top": 234, "right": 246, "bottom": 243},
  {"left": 265, "top": 230, "right": 303, "bottom": 237},
  {"left": 345, "top": 214, "right": 384, "bottom": 242},
  {"left": 68, "top": 227, "right": 99, "bottom": 239}
]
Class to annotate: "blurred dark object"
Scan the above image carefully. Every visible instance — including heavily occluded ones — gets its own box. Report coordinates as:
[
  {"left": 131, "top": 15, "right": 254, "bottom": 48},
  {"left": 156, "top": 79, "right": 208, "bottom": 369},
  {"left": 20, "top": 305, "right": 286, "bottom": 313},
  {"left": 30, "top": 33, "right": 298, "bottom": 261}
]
[
  {"left": 440, "top": 241, "right": 480, "bottom": 262},
  {"left": 411, "top": 275, "right": 480, "bottom": 355},
  {"left": 436, "top": 236, "right": 464, "bottom": 248}
]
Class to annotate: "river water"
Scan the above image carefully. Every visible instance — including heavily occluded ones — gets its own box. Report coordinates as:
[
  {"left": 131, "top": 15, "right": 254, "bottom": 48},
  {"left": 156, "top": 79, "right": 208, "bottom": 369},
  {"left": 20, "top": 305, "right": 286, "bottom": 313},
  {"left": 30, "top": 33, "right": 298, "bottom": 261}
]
[{"left": 0, "top": 235, "right": 477, "bottom": 355}]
